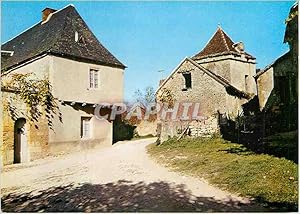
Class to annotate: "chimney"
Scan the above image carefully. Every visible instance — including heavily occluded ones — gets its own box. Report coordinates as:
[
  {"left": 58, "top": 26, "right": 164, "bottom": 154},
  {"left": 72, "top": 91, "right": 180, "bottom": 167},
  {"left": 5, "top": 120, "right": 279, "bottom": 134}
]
[
  {"left": 42, "top": 8, "right": 57, "bottom": 22},
  {"left": 232, "top": 42, "right": 245, "bottom": 53}
]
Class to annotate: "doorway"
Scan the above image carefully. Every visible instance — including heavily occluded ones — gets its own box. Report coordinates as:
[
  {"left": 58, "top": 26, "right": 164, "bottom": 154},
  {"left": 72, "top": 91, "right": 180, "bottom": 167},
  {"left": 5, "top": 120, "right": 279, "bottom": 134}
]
[{"left": 14, "top": 118, "right": 28, "bottom": 163}]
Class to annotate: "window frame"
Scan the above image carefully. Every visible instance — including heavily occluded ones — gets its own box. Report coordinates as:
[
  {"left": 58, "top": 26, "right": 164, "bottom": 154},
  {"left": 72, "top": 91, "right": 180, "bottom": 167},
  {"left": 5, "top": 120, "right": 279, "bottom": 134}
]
[
  {"left": 81, "top": 117, "right": 92, "bottom": 139},
  {"left": 182, "top": 72, "right": 192, "bottom": 90},
  {"left": 245, "top": 75, "right": 249, "bottom": 91},
  {"left": 89, "top": 68, "right": 100, "bottom": 89}
]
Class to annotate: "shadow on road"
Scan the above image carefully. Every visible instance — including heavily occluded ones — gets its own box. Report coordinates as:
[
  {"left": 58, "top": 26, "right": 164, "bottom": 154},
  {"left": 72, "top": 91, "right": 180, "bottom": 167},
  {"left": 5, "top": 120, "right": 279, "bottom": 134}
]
[{"left": 1, "top": 180, "right": 263, "bottom": 212}]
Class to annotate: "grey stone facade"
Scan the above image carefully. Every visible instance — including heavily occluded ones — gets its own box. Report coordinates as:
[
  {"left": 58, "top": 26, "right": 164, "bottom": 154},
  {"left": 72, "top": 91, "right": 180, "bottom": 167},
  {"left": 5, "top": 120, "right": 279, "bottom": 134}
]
[{"left": 156, "top": 27, "right": 257, "bottom": 140}]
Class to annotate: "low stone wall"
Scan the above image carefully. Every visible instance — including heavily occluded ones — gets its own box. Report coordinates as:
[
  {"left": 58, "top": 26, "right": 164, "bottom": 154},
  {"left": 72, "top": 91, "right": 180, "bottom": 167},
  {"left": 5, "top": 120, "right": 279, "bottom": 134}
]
[
  {"left": 188, "top": 117, "right": 219, "bottom": 137},
  {"left": 135, "top": 120, "right": 157, "bottom": 137},
  {"left": 159, "top": 116, "right": 219, "bottom": 142}
]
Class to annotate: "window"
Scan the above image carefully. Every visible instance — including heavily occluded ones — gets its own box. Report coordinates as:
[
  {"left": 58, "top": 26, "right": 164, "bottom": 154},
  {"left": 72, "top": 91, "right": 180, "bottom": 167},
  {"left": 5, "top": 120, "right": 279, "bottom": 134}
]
[
  {"left": 183, "top": 73, "right": 192, "bottom": 89},
  {"left": 94, "top": 70, "right": 98, "bottom": 88},
  {"left": 81, "top": 117, "right": 91, "bottom": 138},
  {"left": 89, "top": 69, "right": 99, "bottom": 89},
  {"left": 75, "top": 31, "right": 79, "bottom": 42},
  {"left": 245, "top": 75, "right": 249, "bottom": 91}
]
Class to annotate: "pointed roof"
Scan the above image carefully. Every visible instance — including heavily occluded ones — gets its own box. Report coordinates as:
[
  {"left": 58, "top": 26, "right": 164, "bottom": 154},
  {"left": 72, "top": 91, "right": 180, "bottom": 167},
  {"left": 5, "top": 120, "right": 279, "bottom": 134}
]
[
  {"left": 192, "top": 27, "right": 255, "bottom": 60},
  {"left": 1, "top": 5, "right": 125, "bottom": 72}
]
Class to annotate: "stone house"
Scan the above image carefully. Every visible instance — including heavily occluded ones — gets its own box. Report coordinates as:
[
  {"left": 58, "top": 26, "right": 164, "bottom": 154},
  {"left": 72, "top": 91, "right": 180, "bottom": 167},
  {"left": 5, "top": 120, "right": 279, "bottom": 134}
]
[
  {"left": 156, "top": 27, "right": 257, "bottom": 139},
  {"left": 1, "top": 5, "right": 125, "bottom": 165},
  {"left": 254, "top": 2, "right": 298, "bottom": 134}
]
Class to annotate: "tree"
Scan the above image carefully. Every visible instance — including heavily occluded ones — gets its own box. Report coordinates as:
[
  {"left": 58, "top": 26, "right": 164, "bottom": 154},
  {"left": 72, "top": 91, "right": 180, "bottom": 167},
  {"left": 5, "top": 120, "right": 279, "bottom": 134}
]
[
  {"left": 157, "top": 88, "right": 175, "bottom": 108},
  {"left": 133, "top": 86, "right": 156, "bottom": 107},
  {"left": 1, "top": 73, "right": 61, "bottom": 129}
]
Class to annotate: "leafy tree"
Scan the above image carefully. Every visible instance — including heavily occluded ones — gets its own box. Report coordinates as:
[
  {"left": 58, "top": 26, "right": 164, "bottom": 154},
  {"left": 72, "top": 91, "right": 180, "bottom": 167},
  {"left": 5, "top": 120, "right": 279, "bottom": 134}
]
[
  {"left": 1, "top": 73, "right": 61, "bottom": 128},
  {"left": 157, "top": 88, "right": 175, "bottom": 108}
]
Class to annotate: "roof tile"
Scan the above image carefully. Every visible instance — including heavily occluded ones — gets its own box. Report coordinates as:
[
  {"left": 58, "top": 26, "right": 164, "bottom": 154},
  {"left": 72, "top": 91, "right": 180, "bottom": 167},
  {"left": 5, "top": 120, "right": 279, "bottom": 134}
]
[{"left": 192, "top": 27, "right": 255, "bottom": 60}]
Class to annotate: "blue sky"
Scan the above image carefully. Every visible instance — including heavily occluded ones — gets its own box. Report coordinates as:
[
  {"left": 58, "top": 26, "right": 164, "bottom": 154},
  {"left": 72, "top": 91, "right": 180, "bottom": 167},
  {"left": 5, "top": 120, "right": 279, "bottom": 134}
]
[{"left": 1, "top": 1, "right": 294, "bottom": 101}]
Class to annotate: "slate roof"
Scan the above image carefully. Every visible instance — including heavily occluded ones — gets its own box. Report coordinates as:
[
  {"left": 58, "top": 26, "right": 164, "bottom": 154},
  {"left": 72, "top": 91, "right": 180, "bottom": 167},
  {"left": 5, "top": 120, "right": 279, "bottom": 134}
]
[
  {"left": 1, "top": 5, "right": 125, "bottom": 72},
  {"left": 192, "top": 27, "right": 255, "bottom": 60}
]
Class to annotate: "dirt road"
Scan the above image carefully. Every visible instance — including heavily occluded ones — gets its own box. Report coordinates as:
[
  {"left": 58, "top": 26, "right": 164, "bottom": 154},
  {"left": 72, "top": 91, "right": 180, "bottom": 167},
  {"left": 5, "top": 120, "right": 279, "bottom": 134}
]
[{"left": 1, "top": 138, "right": 264, "bottom": 212}]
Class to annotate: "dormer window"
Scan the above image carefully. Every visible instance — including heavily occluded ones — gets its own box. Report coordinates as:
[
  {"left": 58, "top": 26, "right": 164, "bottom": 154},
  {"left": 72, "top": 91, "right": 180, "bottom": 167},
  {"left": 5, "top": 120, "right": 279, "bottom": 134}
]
[
  {"left": 75, "top": 31, "right": 79, "bottom": 42},
  {"left": 183, "top": 73, "right": 192, "bottom": 90},
  {"left": 75, "top": 31, "right": 86, "bottom": 44},
  {"left": 79, "top": 35, "right": 85, "bottom": 44}
]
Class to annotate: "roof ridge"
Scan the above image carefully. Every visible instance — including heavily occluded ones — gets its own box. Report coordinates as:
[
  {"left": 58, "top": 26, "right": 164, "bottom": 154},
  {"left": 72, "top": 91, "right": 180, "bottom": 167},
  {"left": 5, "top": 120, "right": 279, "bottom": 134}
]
[
  {"left": 48, "top": 6, "right": 125, "bottom": 67},
  {"left": 2, "top": 23, "right": 40, "bottom": 46},
  {"left": 254, "top": 51, "right": 290, "bottom": 78},
  {"left": 2, "top": 4, "right": 125, "bottom": 71},
  {"left": 219, "top": 28, "right": 230, "bottom": 51},
  {"left": 2, "top": 4, "right": 74, "bottom": 46},
  {"left": 156, "top": 57, "right": 251, "bottom": 99},
  {"left": 194, "top": 28, "right": 219, "bottom": 57},
  {"left": 155, "top": 57, "right": 187, "bottom": 94},
  {"left": 48, "top": 6, "right": 75, "bottom": 52},
  {"left": 192, "top": 26, "right": 235, "bottom": 59}
]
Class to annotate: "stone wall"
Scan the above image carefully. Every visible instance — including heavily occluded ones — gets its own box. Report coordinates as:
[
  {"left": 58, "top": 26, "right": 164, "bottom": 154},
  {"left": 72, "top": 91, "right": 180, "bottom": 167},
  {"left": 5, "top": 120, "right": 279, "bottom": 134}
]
[
  {"left": 157, "top": 59, "right": 249, "bottom": 118},
  {"left": 2, "top": 101, "right": 16, "bottom": 165},
  {"left": 1, "top": 92, "right": 50, "bottom": 165},
  {"left": 0, "top": 93, "right": 2, "bottom": 165},
  {"left": 157, "top": 59, "right": 229, "bottom": 116},
  {"left": 257, "top": 67, "right": 274, "bottom": 110},
  {"left": 27, "top": 117, "right": 50, "bottom": 160},
  {"left": 135, "top": 120, "right": 157, "bottom": 137},
  {"left": 156, "top": 57, "right": 253, "bottom": 141},
  {"left": 188, "top": 117, "right": 219, "bottom": 137},
  {"left": 158, "top": 116, "right": 219, "bottom": 141},
  {"left": 256, "top": 52, "right": 295, "bottom": 111},
  {"left": 196, "top": 55, "right": 257, "bottom": 95}
]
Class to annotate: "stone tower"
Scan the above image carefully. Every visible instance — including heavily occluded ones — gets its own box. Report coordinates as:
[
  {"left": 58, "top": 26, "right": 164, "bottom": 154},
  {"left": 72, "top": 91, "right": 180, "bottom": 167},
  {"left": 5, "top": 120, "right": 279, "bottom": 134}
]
[{"left": 192, "top": 26, "right": 257, "bottom": 96}]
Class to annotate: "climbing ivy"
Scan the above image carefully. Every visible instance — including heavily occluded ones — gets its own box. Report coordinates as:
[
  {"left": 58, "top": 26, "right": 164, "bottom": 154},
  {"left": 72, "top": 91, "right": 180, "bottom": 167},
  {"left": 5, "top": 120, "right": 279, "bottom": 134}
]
[
  {"left": 1, "top": 73, "right": 61, "bottom": 129},
  {"left": 157, "top": 88, "right": 175, "bottom": 108}
]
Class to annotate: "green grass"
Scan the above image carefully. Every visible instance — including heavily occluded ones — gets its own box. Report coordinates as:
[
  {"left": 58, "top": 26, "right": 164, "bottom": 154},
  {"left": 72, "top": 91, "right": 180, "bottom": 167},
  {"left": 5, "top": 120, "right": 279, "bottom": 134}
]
[{"left": 147, "top": 137, "right": 298, "bottom": 211}]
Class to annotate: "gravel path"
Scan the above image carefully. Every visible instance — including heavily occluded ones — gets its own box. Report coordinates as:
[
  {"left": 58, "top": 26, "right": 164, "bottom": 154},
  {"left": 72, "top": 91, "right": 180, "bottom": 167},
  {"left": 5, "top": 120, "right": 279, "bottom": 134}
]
[{"left": 1, "top": 138, "right": 264, "bottom": 212}]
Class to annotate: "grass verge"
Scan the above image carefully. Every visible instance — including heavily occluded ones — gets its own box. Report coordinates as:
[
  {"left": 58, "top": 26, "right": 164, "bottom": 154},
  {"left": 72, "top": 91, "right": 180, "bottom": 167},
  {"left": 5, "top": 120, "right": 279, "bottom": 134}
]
[{"left": 147, "top": 137, "right": 298, "bottom": 211}]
